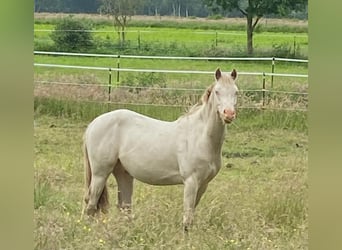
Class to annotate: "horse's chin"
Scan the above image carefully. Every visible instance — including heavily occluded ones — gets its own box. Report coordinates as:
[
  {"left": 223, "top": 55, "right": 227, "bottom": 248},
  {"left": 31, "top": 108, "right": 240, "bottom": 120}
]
[
  {"left": 220, "top": 117, "right": 234, "bottom": 124},
  {"left": 224, "top": 119, "right": 233, "bottom": 124}
]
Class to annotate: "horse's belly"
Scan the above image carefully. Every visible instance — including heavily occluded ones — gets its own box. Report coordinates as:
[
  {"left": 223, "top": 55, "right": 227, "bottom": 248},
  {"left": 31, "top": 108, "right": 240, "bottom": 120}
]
[{"left": 119, "top": 155, "right": 183, "bottom": 185}]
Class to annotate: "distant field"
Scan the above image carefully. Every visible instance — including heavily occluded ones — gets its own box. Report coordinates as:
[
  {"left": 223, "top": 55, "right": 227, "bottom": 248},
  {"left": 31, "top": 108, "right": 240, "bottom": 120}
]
[
  {"left": 34, "top": 13, "right": 308, "bottom": 59},
  {"left": 34, "top": 24, "right": 308, "bottom": 58},
  {"left": 34, "top": 13, "right": 308, "bottom": 31},
  {"left": 34, "top": 23, "right": 308, "bottom": 49}
]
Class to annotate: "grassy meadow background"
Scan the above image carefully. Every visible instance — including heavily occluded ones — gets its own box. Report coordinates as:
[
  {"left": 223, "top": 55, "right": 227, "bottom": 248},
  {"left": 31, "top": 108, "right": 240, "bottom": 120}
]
[
  {"left": 34, "top": 14, "right": 308, "bottom": 249},
  {"left": 34, "top": 13, "right": 308, "bottom": 58}
]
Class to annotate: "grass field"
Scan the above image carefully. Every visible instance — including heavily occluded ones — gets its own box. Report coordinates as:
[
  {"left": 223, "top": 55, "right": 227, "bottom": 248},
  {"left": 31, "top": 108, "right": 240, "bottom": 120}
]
[
  {"left": 34, "top": 109, "right": 308, "bottom": 249},
  {"left": 34, "top": 24, "right": 308, "bottom": 53},
  {"left": 34, "top": 14, "right": 308, "bottom": 58}
]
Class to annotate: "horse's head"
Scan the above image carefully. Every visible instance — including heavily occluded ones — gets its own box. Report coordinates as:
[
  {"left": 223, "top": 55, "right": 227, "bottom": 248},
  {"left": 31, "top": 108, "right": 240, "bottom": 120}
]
[{"left": 212, "top": 68, "right": 238, "bottom": 124}]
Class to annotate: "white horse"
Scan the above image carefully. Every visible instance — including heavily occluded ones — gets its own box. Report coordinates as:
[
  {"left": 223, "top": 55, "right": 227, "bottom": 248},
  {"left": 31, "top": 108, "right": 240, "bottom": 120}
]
[{"left": 83, "top": 68, "right": 238, "bottom": 231}]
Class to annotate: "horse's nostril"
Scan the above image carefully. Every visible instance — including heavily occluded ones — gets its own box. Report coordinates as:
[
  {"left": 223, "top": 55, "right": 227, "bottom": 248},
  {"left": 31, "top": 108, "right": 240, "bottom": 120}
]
[{"left": 224, "top": 109, "right": 235, "bottom": 117}]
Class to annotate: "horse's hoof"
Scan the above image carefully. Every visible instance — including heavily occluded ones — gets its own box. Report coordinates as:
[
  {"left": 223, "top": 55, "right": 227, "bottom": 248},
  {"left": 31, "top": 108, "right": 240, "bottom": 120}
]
[
  {"left": 86, "top": 207, "right": 97, "bottom": 216},
  {"left": 101, "top": 208, "right": 108, "bottom": 214}
]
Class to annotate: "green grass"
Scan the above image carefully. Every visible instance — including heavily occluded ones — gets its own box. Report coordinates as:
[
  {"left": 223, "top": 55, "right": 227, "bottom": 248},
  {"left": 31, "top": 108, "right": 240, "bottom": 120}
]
[
  {"left": 34, "top": 19, "right": 308, "bottom": 58},
  {"left": 34, "top": 110, "right": 308, "bottom": 249}
]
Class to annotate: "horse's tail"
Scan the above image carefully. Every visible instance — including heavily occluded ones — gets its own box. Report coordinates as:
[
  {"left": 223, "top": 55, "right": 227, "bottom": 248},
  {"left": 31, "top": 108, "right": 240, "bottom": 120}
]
[
  {"left": 83, "top": 141, "right": 92, "bottom": 204},
  {"left": 83, "top": 139, "right": 109, "bottom": 214}
]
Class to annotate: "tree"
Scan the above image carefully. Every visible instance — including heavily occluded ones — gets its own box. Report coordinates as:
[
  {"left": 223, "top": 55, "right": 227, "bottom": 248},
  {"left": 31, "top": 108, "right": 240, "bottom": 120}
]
[
  {"left": 204, "top": 0, "right": 307, "bottom": 55},
  {"left": 50, "top": 16, "right": 94, "bottom": 52},
  {"left": 98, "top": 0, "right": 142, "bottom": 46}
]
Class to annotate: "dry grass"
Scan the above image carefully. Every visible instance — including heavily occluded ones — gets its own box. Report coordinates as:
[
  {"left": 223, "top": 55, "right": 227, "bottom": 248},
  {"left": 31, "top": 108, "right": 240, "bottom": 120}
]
[
  {"left": 34, "top": 80, "right": 308, "bottom": 111},
  {"left": 34, "top": 13, "right": 308, "bottom": 28},
  {"left": 34, "top": 114, "right": 308, "bottom": 249}
]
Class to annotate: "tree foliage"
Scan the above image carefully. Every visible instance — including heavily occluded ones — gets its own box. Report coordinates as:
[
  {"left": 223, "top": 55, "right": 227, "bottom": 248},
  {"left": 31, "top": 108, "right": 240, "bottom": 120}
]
[
  {"left": 50, "top": 16, "right": 94, "bottom": 52},
  {"left": 35, "top": 0, "right": 101, "bottom": 13},
  {"left": 204, "top": 0, "right": 307, "bottom": 54},
  {"left": 35, "top": 0, "right": 307, "bottom": 19}
]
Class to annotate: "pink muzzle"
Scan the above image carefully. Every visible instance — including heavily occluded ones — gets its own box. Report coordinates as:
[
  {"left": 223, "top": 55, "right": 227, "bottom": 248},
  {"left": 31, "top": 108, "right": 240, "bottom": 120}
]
[{"left": 223, "top": 108, "right": 236, "bottom": 123}]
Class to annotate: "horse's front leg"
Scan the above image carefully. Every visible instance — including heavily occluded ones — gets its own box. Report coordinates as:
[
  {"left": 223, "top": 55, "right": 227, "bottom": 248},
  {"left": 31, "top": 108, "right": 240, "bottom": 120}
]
[{"left": 183, "top": 176, "right": 199, "bottom": 232}]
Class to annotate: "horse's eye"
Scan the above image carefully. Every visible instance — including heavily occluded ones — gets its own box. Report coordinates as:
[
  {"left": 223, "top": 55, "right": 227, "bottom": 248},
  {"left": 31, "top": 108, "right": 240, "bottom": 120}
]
[{"left": 215, "top": 90, "right": 219, "bottom": 95}]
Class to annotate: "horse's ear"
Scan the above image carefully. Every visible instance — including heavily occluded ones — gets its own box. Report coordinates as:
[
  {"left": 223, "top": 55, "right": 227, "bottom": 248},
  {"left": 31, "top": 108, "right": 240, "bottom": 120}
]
[
  {"left": 231, "top": 69, "right": 237, "bottom": 80},
  {"left": 215, "top": 68, "right": 222, "bottom": 80}
]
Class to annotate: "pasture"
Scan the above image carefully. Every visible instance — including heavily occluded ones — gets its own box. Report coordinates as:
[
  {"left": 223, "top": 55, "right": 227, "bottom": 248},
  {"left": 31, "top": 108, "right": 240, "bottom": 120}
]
[
  {"left": 34, "top": 14, "right": 308, "bottom": 58},
  {"left": 34, "top": 14, "right": 308, "bottom": 249},
  {"left": 34, "top": 24, "right": 308, "bottom": 55},
  {"left": 34, "top": 109, "right": 308, "bottom": 249},
  {"left": 34, "top": 77, "right": 308, "bottom": 249}
]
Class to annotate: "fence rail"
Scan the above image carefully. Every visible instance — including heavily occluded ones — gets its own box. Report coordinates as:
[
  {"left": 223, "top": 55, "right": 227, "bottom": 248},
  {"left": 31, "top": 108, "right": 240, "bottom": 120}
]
[
  {"left": 34, "top": 51, "right": 308, "bottom": 63},
  {"left": 33, "top": 62, "right": 308, "bottom": 78},
  {"left": 34, "top": 51, "right": 308, "bottom": 111}
]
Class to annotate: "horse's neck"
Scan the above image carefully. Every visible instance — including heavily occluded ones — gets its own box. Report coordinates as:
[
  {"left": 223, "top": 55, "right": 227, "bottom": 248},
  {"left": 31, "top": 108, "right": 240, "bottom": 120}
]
[{"left": 200, "top": 99, "right": 226, "bottom": 152}]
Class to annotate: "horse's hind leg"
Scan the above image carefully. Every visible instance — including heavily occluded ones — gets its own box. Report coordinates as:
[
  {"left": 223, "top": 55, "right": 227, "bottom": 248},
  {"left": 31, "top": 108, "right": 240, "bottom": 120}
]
[
  {"left": 113, "top": 161, "right": 133, "bottom": 212},
  {"left": 86, "top": 171, "right": 111, "bottom": 216}
]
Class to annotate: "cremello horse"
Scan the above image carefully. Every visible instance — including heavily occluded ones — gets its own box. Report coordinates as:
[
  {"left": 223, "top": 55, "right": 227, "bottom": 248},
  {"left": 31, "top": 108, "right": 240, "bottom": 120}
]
[{"left": 83, "top": 68, "right": 238, "bottom": 231}]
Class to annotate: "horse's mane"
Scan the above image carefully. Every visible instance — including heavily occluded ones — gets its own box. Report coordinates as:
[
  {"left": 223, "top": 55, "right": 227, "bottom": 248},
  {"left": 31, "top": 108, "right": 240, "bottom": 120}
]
[{"left": 183, "top": 83, "right": 215, "bottom": 116}]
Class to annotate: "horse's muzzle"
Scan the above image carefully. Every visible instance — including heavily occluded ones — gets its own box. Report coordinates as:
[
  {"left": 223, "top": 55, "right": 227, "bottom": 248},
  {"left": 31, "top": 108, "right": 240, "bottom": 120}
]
[{"left": 222, "top": 108, "right": 236, "bottom": 123}]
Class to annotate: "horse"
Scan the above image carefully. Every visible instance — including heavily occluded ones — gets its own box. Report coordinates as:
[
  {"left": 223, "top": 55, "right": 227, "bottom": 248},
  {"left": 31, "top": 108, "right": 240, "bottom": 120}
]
[{"left": 83, "top": 68, "right": 238, "bottom": 231}]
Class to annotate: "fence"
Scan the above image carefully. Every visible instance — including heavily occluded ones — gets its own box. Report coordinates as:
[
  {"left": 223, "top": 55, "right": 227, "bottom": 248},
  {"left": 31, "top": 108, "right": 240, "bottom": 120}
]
[{"left": 34, "top": 51, "right": 308, "bottom": 111}]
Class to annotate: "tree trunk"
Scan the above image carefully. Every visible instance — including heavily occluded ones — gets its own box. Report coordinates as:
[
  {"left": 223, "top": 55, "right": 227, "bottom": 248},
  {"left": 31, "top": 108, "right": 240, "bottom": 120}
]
[
  {"left": 246, "top": 14, "right": 253, "bottom": 55},
  {"left": 121, "top": 26, "right": 125, "bottom": 45},
  {"left": 121, "top": 16, "right": 127, "bottom": 45}
]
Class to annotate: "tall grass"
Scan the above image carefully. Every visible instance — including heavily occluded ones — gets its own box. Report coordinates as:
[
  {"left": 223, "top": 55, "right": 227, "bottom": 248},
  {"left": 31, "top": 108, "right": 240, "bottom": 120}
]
[
  {"left": 34, "top": 111, "right": 308, "bottom": 249},
  {"left": 34, "top": 97, "right": 307, "bottom": 132}
]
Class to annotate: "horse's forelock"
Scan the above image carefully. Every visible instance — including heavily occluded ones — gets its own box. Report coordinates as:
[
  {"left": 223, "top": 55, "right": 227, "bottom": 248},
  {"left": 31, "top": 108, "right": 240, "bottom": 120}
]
[{"left": 219, "top": 72, "right": 236, "bottom": 86}]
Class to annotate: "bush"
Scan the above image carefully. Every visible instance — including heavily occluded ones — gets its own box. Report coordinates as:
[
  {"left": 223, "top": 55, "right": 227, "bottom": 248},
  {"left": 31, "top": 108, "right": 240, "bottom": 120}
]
[{"left": 50, "top": 16, "right": 94, "bottom": 52}]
